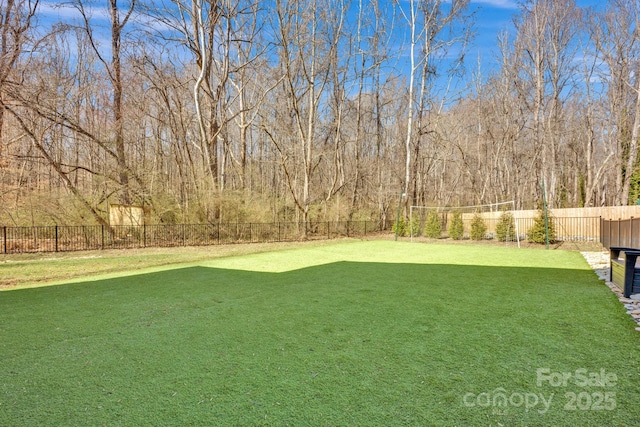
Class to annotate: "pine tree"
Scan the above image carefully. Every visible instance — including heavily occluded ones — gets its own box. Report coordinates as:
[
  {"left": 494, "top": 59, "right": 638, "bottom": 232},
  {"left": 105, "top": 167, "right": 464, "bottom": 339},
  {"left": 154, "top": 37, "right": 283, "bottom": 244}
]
[
  {"left": 448, "top": 210, "right": 464, "bottom": 240},
  {"left": 496, "top": 212, "right": 516, "bottom": 242},
  {"left": 424, "top": 209, "right": 442, "bottom": 238},
  {"left": 470, "top": 213, "right": 487, "bottom": 240},
  {"left": 393, "top": 217, "right": 408, "bottom": 237},
  {"left": 527, "top": 210, "right": 557, "bottom": 244}
]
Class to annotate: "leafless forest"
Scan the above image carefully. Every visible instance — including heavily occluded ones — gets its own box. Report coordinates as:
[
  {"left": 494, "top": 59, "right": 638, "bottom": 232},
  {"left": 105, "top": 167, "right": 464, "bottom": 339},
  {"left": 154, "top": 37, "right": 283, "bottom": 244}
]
[{"left": 0, "top": 0, "right": 638, "bottom": 226}]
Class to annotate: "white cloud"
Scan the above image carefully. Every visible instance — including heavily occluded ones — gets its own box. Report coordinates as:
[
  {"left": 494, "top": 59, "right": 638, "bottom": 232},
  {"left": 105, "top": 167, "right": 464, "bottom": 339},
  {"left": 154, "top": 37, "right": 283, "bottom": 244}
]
[
  {"left": 472, "top": 0, "right": 518, "bottom": 9},
  {"left": 38, "top": 1, "right": 112, "bottom": 23}
]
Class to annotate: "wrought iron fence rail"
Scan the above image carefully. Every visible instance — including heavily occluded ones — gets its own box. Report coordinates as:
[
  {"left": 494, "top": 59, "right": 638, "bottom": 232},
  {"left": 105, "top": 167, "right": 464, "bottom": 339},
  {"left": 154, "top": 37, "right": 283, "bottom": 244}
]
[
  {"left": 0, "top": 216, "right": 604, "bottom": 255},
  {"left": 1, "top": 220, "right": 393, "bottom": 254}
]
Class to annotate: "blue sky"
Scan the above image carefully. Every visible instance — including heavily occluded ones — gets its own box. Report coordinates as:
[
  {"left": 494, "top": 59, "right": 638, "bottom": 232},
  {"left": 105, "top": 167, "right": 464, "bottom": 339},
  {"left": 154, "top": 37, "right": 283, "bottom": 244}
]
[
  {"left": 36, "top": 0, "right": 605, "bottom": 91},
  {"left": 468, "top": 0, "right": 603, "bottom": 74}
]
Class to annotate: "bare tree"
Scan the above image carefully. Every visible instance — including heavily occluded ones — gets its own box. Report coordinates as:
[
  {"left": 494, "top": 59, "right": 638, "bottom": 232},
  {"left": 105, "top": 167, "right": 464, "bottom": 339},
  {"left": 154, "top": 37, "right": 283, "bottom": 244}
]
[
  {"left": 1, "top": 24, "right": 115, "bottom": 225},
  {"left": 72, "top": 0, "right": 137, "bottom": 204},
  {"left": 226, "top": 2, "right": 276, "bottom": 191},
  {"left": 573, "top": 19, "right": 614, "bottom": 207},
  {"left": 264, "top": 0, "right": 346, "bottom": 227},
  {"left": 591, "top": 0, "right": 640, "bottom": 205},
  {"left": 512, "top": 0, "right": 581, "bottom": 207},
  {"left": 394, "top": 0, "right": 470, "bottom": 208},
  {"left": 0, "top": 0, "right": 39, "bottom": 167}
]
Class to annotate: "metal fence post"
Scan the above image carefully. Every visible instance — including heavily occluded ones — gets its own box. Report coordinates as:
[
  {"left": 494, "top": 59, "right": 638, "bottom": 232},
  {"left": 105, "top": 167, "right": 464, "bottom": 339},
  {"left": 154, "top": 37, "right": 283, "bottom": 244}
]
[
  {"left": 0, "top": 215, "right": 613, "bottom": 254},
  {"left": 599, "top": 217, "right": 602, "bottom": 247}
]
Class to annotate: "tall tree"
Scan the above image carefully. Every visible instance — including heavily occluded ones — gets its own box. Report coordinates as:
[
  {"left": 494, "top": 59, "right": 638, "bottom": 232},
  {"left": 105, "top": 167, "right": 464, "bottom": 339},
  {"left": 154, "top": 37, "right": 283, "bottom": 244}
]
[
  {"left": 591, "top": 0, "right": 640, "bottom": 205},
  {"left": 0, "top": 0, "right": 39, "bottom": 168},
  {"left": 395, "top": 0, "right": 470, "bottom": 208},
  {"left": 512, "top": 0, "right": 580, "bottom": 207},
  {"left": 265, "top": 0, "right": 346, "bottom": 227},
  {"left": 75, "top": 0, "right": 137, "bottom": 204}
]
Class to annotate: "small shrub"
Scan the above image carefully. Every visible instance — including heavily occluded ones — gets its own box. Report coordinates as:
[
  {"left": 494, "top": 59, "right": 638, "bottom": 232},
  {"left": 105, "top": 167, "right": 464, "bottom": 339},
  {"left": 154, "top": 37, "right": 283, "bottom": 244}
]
[
  {"left": 409, "top": 215, "right": 422, "bottom": 237},
  {"left": 448, "top": 210, "right": 464, "bottom": 240},
  {"left": 470, "top": 213, "right": 487, "bottom": 240},
  {"left": 395, "top": 216, "right": 423, "bottom": 237},
  {"left": 393, "top": 217, "right": 408, "bottom": 237},
  {"left": 495, "top": 212, "right": 516, "bottom": 242},
  {"left": 527, "top": 210, "right": 557, "bottom": 244},
  {"left": 423, "top": 209, "right": 442, "bottom": 238}
]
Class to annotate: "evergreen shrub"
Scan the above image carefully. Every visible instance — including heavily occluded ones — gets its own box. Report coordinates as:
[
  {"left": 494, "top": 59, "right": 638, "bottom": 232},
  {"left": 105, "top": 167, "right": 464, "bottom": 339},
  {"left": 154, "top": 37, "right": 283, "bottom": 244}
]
[
  {"left": 527, "top": 210, "right": 557, "bottom": 244},
  {"left": 424, "top": 209, "right": 442, "bottom": 238},
  {"left": 448, "top": 210, "right": 464, "bottom": 240},
  {"left": 496, "top": 212, "right": 516, "bottom": 242},
  {"left": 393, "top": 217, "right": 408, "bottom": 237},
  {"left": 470, "top": 213, "right": 487, "bottom": 240}
]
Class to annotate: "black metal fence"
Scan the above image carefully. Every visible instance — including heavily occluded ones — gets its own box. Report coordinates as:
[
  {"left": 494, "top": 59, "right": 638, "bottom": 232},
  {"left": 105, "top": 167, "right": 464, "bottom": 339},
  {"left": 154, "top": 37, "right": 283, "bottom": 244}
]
[
  {"left": 601, "top": 217, "right": 640, "bottom": 249},
  {"left": 1, "top": 220, "right": 392, "bottom": 254},
  {"left": 0, "top": 215, "right": 605, "bottom": 255}
]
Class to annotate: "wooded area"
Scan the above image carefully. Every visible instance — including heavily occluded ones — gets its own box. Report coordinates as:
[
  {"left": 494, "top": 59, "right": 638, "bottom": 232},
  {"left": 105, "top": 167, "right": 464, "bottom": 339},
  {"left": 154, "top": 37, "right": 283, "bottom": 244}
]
[{"left": 1, "top": 0, "right": 639, "bottom": 226}]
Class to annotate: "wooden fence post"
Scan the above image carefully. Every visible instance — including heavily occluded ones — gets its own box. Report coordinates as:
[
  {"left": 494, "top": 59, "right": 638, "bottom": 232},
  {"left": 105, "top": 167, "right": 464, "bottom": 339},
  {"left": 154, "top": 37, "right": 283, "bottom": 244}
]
[{"left": 618, "top": 218, "right": 621, "bottom": 247}]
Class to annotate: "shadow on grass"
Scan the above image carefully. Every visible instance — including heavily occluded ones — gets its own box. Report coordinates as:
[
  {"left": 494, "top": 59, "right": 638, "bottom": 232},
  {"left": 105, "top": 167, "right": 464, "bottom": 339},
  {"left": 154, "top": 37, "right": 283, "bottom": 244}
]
[{"left": 1, "top": 262, "right": 639, "bottom": 426}]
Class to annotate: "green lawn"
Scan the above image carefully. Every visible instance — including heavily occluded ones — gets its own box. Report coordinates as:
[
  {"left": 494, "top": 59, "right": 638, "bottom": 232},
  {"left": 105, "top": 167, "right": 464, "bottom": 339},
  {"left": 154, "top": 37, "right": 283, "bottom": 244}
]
[
  {"left": 1, "top": 241, "right": 639, "bottom": 426},
  {"left": 0, "top": 240, "right": 346, "bottom": 289}
]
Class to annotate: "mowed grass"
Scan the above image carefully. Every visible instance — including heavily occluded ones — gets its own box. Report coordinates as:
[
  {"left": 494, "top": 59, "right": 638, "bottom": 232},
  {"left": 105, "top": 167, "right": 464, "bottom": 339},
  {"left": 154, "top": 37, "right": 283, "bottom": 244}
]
[
  {"left": 0, "top": 240, "right": 350, "bottom": 289},
  {"left": 1, "top": 241, "right": 639, "bottom": 426}
]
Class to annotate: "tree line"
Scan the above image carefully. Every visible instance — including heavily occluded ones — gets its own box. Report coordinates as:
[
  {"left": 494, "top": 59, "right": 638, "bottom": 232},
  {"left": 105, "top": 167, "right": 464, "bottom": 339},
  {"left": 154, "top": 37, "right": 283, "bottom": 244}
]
[{"left": 0, "top": 0, "right": 639, "bottom": 226}]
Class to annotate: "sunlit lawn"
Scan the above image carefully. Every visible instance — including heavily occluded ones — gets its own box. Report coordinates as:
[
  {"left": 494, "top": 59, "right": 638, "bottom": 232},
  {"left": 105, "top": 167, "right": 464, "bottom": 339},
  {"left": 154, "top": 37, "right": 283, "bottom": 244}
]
[{"left": 1, "top": 241, "right": 639, "bottom": 426}]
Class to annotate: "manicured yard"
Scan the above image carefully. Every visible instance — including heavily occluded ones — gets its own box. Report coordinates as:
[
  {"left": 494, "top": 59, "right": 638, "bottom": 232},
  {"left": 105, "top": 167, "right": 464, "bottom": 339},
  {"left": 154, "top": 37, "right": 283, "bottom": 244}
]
[{"left": 1, "top": 241, "right": 639, "bottom": 425}]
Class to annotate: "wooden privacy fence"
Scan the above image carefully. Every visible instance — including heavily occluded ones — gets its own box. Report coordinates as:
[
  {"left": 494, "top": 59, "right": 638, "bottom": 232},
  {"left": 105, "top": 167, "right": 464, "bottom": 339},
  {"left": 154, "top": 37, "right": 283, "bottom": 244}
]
[
  {"left": 1, "top": 220, "right": 392, "bottom": 254},
  {"left": 601, "top": 217, "right": 640, "bottom": 249},
  {"left": 410, "top": 214, "right": 600, "bottom": 242},
  {"left": 460, "top": 214, "right": 600, "bottom": 242}
]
